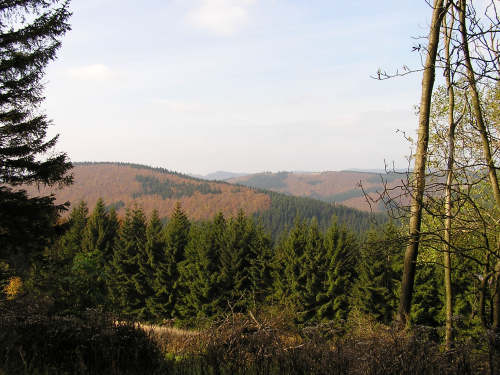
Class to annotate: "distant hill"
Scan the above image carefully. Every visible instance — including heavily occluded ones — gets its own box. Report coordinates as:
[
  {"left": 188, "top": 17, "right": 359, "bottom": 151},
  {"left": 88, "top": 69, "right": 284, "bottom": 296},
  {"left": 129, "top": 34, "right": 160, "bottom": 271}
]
[
  {"left": 20, "top": 162, "right": 385, "bottom": 236},
  {"left": 192, "top": 171, "right": 249, "bottom": 181},
  {"left": 227, "top": 170, "right": 406, "bottom": 212}
]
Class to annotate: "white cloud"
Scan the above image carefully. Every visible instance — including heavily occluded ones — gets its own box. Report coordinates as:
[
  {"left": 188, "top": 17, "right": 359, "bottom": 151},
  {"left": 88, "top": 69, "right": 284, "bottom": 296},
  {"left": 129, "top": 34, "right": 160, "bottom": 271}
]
[
  {"left": 187, "top": 0, "right": 256, "bottom": 36},
  {"left": 67, "top": 64, "right": 117, "bottom": 81}
]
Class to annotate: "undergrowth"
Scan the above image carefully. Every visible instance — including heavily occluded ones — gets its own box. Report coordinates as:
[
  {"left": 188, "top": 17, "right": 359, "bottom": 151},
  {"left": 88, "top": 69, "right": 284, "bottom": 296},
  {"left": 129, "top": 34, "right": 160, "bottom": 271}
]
[{"left": 0, "top": 307, "right": 494, "bottom": 374}]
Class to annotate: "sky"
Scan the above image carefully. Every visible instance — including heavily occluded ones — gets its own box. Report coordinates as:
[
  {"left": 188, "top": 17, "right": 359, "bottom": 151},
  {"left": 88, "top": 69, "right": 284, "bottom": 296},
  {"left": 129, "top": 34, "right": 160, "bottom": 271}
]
[{"left": 44, "top": 0, "right": 441, "bottom": 175}]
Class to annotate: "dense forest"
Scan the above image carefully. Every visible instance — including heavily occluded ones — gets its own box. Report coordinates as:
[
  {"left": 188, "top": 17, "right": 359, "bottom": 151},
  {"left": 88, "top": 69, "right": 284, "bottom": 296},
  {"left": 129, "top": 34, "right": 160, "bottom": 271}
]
[
  {"left": 11, "top": 200, "right": 394, "bottom": 326},
  {"left": 4, "top": 197, "right": 483, "bottom": 336}
]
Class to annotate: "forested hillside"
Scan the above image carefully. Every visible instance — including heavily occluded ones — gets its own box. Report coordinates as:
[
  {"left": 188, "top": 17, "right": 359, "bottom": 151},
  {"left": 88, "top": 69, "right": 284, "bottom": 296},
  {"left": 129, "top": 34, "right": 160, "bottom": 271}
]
[
  {"left": 20, "top": 162, "right": 383, "bottom": 236},
  {"left": 228, "top": 170, "right": 404, "bottom": 212}
]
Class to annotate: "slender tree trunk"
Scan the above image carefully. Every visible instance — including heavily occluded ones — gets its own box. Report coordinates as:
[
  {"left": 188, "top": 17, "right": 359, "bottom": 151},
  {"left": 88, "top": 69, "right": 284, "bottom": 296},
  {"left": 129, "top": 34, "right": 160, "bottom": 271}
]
[
  {"left": 459, "top": 2, "right": 500, "bottom": 372},
  {"left": 398, "top": 0, "right": 448, "bottom": 328},
  {"left": 458, "top": 0, "right": 500, "bottom": 330},
  {"left": 443, "top": 12, "right": 456, "bottom": 351}
]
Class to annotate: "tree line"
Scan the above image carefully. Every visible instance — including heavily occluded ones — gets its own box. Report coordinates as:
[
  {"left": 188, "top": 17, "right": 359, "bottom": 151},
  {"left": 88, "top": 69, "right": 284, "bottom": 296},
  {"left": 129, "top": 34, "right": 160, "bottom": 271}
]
[
  {"left": 7, "top": 198, "right": 480, "bottom": 335},
  {"left": 17, "top": 199, "right": 391, "bottom": 325}
]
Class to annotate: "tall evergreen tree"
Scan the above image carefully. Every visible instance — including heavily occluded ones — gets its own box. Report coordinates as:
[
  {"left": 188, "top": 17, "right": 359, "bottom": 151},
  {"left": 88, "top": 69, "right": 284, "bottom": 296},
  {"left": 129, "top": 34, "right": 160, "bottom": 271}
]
[
  {"left": 82, "top": 199, "right": 118, "bottom": 262},
  {"left": 411, "top": 262, "right": 443, "bottom": 327},
  {"left": 274, "top": 218, "right": 324, "bottom": 323},
  {"left": 27, "top": 201, "right": 88, "bottom": 313},
  {"left": 59, "top": 201, "right": 88, "bottom": 258},
  {"left": 178, "top": 215, "right": 226, "bottom": 322},
  {"left": 351, "top": 222, "right": 402, "bottom": 324},
  {"left": 144, "top": 209, "right": 164, "bottom": 319},
  {"left": 107, "top": 206, "right": 147, "bottom": 319},
  {"left": 247, "top": 221, "right": 273, "bottom": 306},
  {"left": 217, "top": 210, "right": 270, "bottom": 312},
  {"left": 150, "top": 203, "right": 190, "bottom": 321},
  {"left": 0, "top": 0, "right": 73, "bottom": 275},
  {"left": 296, "top": 218, "right": 327, "bottom": 323},
  {"left": 273, "top": 218, "right": 308, "bottom": 311}
]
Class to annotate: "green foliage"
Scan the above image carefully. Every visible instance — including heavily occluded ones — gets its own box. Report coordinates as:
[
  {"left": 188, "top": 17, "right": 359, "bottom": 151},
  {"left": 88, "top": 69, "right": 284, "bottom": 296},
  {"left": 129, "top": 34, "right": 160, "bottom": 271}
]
[
  {"left": 178, "top": 214, "right": 226, "bottom": 322},
  {"left": 316, "top": 220, "right": 358, "bottom": 322},
  {"left": 82, "top": 198, "right": 118, "bottom": 261},
  {"left": 150, "top": 203, "right": 191, "bottom": 321},
  {"left": 255, "top": 191, "right": 386, "bottom": 239},
  {"left": 133, "top": 175, "right": 221, "bottom": 199},
  {"left": 107, "top": 206, "right": 148, "bottom": 319},
  {"left": 0, "top": 0, "right": 73, "bottom": 279},
  {"left": 59, "top": 201, "right": 88, "bottom": 258},
  {"left": 411, "top": 262, "right": 443, "bottom": 327},
  {"left": 144, "top": 210, "right": 165, "bottom": 317},
  {"left": 0, "top": 187, "right": 63, "bottom": 276},
  {"left": 219, "top": 211, "right": 273, "bottom": 312},
  {"left": 273, "top": 218, "right": 358, "bottom": 324},
  {"left": 351, "top": 222, "right": 403, "bottom": 324},
  {"left": 0, "top": 0, "right": 72, "bottom": 187}
]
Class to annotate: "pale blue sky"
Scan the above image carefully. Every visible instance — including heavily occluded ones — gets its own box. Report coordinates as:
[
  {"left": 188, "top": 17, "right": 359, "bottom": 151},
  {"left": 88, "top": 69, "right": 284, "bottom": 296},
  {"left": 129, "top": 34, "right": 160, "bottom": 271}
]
[{"left": 45, "top": 0, "right": 437, "bottom": 175}]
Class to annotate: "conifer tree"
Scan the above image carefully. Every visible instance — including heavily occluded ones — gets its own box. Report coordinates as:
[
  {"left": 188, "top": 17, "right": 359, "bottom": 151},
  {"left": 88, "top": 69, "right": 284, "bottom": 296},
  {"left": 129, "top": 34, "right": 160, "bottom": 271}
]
[
  {"left": 297, "top": 218, "right": 327, "bottom": 323},
  {"left": 59, "top": 201, "right": 88, "bottom": 258},
  {"left": 0, "top": 0, "right": 73, "bottom": 274},
  {"left": 273, "top": 219, "right": 308, "bottom": 310},
  {"left": 75, "top": 199, "right": 119, "bottom": 307},
  {"left": 247, "top": 221, "right": 273, "bottom": 306},
  {"left": 274, "top": 218, "right": 326, "bottom": 323},
  {"left": 178, "top": 215, "right": 226, "bottom": 322},
  {"left": 411, "top": 262, "right": 443, "bottom": 327},
  {"left": 107, "top": 206, "right": 147, "bottom": 319},
  {"left": 29, "top": 201, "right": 88, "bottom": 312},
  {"left": 82, "top": 198, "right": 118, "bottom": 264},
  {"left": 144, "top": 209, "right": 164, "bottom": 318},
  {"left": 150, "top": 203, "right": 190, "bottom": 321},
  {"left": 351, "top": 222, "right": 402, "bottom": 324},
  {"left": 225, "top": 211, "right": 254, "bottom": 309},
  {"left": 217, "top": 210, "right": 269, "bottom": 311}
]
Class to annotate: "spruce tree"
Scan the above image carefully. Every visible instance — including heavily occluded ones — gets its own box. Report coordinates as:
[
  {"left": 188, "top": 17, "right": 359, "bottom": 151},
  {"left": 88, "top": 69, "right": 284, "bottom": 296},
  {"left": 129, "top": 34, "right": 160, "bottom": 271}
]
[
  {"left": 0, "top": 0, "right": 73, "bottom": 274},
  {"left": 150, "top": 203, "right": 190, "bottom": 321},
  {"left": 59, "top": 201, "right": 88, "bottom": 258},
  {"left": 247, "top": 221, "right": 273, "bottom": 307},
  {"left": 107, "top": 206, "right": 147, "bottom": 319},
  {"left": 274, "top": 218, "right": 317, "bottom": 322},
  {"left": 318, "top": 221, "right": 358, "bottom": 322},
  {"left": 297, "top": 218, "right": 327, "bottom": 323},
  {"left": 144, "top": 209, "right": 164, "bottom": 319},
  {"left": 29, "top": 201, "right": 88, "bottom": 313},
  {"left": 411, "top": 262, "right": 443, "bottom": 327},
  {"left": 82, "top": 198, "right": 118, "bottom": 263},
  {"left": 178, "top": 217, "right": 225, "bottom": 323},
  {"left": 217, "top": 210, "right": 270, "bottom": 312},
  {"left": 351, "top": 222, "right": 402, "bottom": 324}
]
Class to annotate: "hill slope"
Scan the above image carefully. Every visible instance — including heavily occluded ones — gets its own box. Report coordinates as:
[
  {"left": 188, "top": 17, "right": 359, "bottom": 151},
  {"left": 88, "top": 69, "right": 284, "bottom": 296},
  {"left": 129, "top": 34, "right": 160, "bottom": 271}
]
[
  {"left": 21, "top": 162, "right": 385, "bottom": 235},
  {"left": 227, "top": 170, "right": 405, "bottom": 212}
]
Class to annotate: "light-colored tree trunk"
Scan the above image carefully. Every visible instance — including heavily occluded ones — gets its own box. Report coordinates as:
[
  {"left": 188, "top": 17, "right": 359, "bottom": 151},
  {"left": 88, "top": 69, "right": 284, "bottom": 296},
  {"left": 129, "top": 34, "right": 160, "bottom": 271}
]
[
  {"left": 398, "top": 0, "right": 448, "bottom": 328},
  {"left": 458, "top": 0, "right": 500, "bottom": 330},
  {"left": 442, "top": 11, "right": 456, "bottom": 350}
]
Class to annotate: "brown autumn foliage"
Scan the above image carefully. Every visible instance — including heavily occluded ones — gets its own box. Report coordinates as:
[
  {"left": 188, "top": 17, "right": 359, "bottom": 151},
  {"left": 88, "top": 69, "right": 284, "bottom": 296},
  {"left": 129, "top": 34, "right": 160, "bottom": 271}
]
[{"left": 21, "top": 163, "right": 271, "bottom": 220}]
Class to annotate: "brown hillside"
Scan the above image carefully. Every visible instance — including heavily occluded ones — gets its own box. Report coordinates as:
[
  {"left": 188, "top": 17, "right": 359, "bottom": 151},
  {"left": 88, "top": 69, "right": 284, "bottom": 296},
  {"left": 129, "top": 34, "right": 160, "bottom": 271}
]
[
  {"left": 21, "top": 163, "right": 271, "bottom": 220},
  {"left": 228, "top": 171, "right": 405, "bottom": 212}
]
